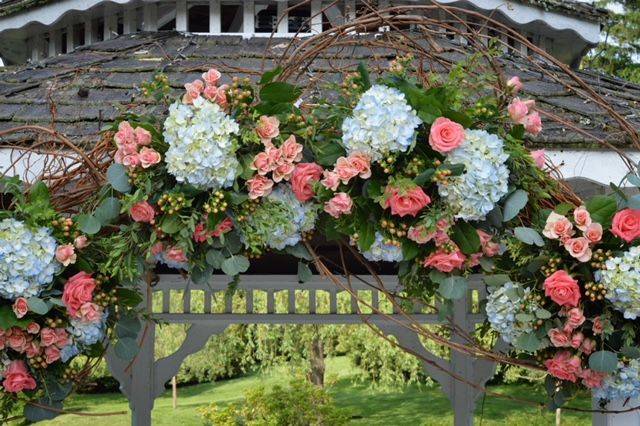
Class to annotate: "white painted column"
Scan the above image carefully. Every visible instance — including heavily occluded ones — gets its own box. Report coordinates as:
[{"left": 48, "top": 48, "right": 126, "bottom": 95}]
[
  {"left": 84, "top": 17, "right": 94, "bottom": 45},
  {"left": 243, "top": 0, "right": 255, "bottom": 36},
  {"left": 66, "top": 24, "right": 74, "bottom": 52},
  {"left": 143, "top": 3, "right": 159, "bottom": 31},
  {"left": 48, "top": 30, "right": 59, "bottom": 57},
  {"left": 592, "top": 397, "right": 640, "bottom": 426},
  {"left": 29, "top": 36, "right": 42, "bottom": 62},
  {"left": 209, "top": 0, "right": 221, "bottom": 34},
  {"left": 276, "top": 1, "right": 288, "bottom": 34},
  {"left": 176, "top": 0, "right": 188, "bottom": 32},
  {"left": 104, "top": 4, "right": 118, "bottom": 40},
  {"left": 123, "top": 6, "right": 137, "bottom": 34},
  {"left": 310, "top": 0, "right": 322, "bottom": 34}
]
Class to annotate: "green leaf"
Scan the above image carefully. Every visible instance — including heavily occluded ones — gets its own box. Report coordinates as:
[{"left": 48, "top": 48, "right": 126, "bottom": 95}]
[
  {"left": 502, "top": 189, "right": 529, "bottom": 222},
  {"left": 107, "top": 163, "right": 131, "bottom": 193},
  {"left": 313, "top": 140, "right": 345, "bottom": 166},
  {"left": 586, "top": 195, "right": 617, "bottom": 227},
  {"left": 554, "top": 203, "right": 574, "bottom": 216},
  {"left": 0, "top": 305, "right": 29, "bottom": 329},
  {"left": 535, "top": 309, "right": 552, "bottom": 319},
  {"left": 297, "top": 262, "right": 313, "bottom": 283},
  {"left": 260, "top": 82, "right": 302, "bottom": 103},
  {"left": 514, "top": 332, "right": 541, "bottom": 352},
  {"left": 621, "top": 346, "right": 640, "bottom": 359},
  {"left": 27, "top": 297, "right": 50, "bottom": 315},
  {"left": 589, "top": 350, "right": 618, "bottom": 373},
  {"left": 115, "top": 315, "right": 141, "bottom": 339},
  {"left": 628, "top": 194, "right": 640, "bottom": 209},
  {"left": 224, "top": 231, "right": 243, "bottom": 255},
  {"left": 429, "top": 270, "right": 446, "bottom": 284},
  {"left": 160, "top": 216, "right": 180, "bottom": 234},
  {"left": 357, "top": 62, "right": 371, "bottom": 90},
  {"left": 438, "top": 276, "right": 468, "bottom": 300},
  {"left": 357, "top": 220, "right": 375, "bottom": 252},
  {"left": 206, "top": 249, "right": 225, "bottom": 269},
  {"left": 413, "top": 169, "right": 435, "bottom": 186},
  {"left": 115, "top": 288, "right": 143, "bottom": 306},
  {"left": 94, "top": 197, "right": 121, "bottom": 224},
  {"left": 402, "top": 241, "right": 420, "bottom": 261},
  {"left": 76, "top": 214, "right": 101, "bottom": 235},
  {"left": 114, "top": 336, "right": 139, "bottom": 361},
  {"left": 514, "top": 227, "right": 545, "bottom": 247},
  {"left": 221, "top": 255, "right": 250, "bottom": 276},
  {"left": 627, "top": 173, "right": 640, "bottom": 187},
  {"left": 483, "top": 274, "right": 511, "bottom": 287},
  {"left": 515, "top": 313, "right": 534, "bottom": 322},
  {"left": 450, "top": 222, "right": 481, "bottom": 255},
  {"left": 259, "top": 67, "right": 283, "bottom": 85},
  {"left": 29, "top": 181, "right": 50, "bottom": 205},
  {"left": 191, "top": 265, "right": 213, "bottom": 285},
  {"left": 285, "top": 244, "right": 313, "bottom": 261}
]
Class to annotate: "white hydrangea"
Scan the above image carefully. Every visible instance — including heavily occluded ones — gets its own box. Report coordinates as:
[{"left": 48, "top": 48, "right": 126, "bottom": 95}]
[
  {"left": 485, "top": 281, "right": 538, "bottom": 344},
  {"left": 437, "top": 129, "right": 509, "bottom": 221},
  {"left": 0, "top": 218, "right": 58, "bottom": 300},
  {"left": 341, "top": 85, "right": 421, "bottom": 161},
  {"left": 361, "top": 232, "right": 403, "bottom": 263},
  {"left": 164, "top": 97, "right": 240, "bottom": 189},
  {"left": 600, "top": 246, "right": 640, "bottom": 319}
]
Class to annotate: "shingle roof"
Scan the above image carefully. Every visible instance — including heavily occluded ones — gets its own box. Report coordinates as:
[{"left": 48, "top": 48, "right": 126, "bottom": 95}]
[{"left": 0, "top": 31, "right": 637, "bottom": 148}]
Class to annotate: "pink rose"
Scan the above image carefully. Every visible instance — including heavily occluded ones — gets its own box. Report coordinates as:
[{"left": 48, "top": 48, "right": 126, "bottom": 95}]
[
  {"left": 78, "top": 302, "right": 103, "bottom": 323},
  {"left": 183, "top": 80, "right": 204, "bottom": 104},
  {"left": 202, "top": 84, "right": 219, "bottom": 101},
  {"left": 580, "top": 369, "right": 606, "bottom": 389},
  {"left": 407, "top": 225, "right": 435, "bottom": 245},
  {"left": 581, "top": 338, "right": 596, "bottom": 355},
  {"left": 256, "top": 116, "right": 280, "bottom": 145},
  {"left": 530, "top": 149, "right": 546, "bottom": 168},
  {"left": 543, "top": 212, "right": 574, "bottom": 240},
  {"left": 25, "top": 341, "right": 41, "bottom": 358},
  {"left": 570, "top": 332, "right": 585, "bottom": 349},
  {"left": 477, "top": 230, "right": 500, "bottom": 257},
  {"left": 611, "top": 209, "right": 640, "bottom": 242},
  {"left": 44, "top": 345, "right": 61, "bottom": 364},
  {"left": 165, "top": 246, "right": 188, "bottom": 264},
  {"left": 523, "top": 112, "right": 542, "bottom": 135},
  {"left": 150, "top": 242, "right": 164, "bottom": 256},
  {"left": 114, "top": 121, "right": 135, "bottom": 147},
  {"left": 291, "top": 163, "right": 323, "bottom": 202},
  {"left": 252, "top": 151, "right": 275, "bottom": 175},
  {"left": 507, "top": 76, "right": 523, "bottom": 92},
  {"left": 62, "top": 272, "right": 96, "bottom": 317},
  {"left": 384, "top": 186, "right": 431, "bottom": 217},
  {"left": 548, "top": 328, "right": 571, "bottom": 347},
  {"left": 544, "top": 351, "right": 582, "bottom": 383},
  {"left": 122, "top": 154, "right": 140, "bottom": 168},
  {"left": 130, "top": 201, "right": 155, "bottom": 224},
  {"left": 193, "top": 223, "right": 210, "bottom": 243},
  {"left": 428, "top": 117, "right": 465, "bottom": 153},
  {"left": 134, "top": 127, "right": 152, "bottom": 146},
  {"left": 565, "top": 308, "right": 586, "bottom": 331},
  {"left": 573, "top": 206, "right": 592, "bottom": 231},
  {"left": 55, "top": 244, "right": 77, "bottom": 267},
  {"left": 423, "top": 251, "right": 466, "bottom": 273},
  {"left": 272, "top": 162, "right": 295, "bottom": 182},
  {"left": 214, "top": 84, "right": 229, "bottom": 108},
  {"left": 280, "top": 135, "right": 303, "bottom": 163},
  {"left": 321, "top": 171, "right": 340, "bottom": 191},
  {"left": 544, "top": 270, "right": 581, "bottom": 307},
  {"left": 12, "top": 298, "right": 28, "bottom": 319},
  {"left": 348, "top": 152, "right": 372, "bottom": 179},
  {"left": 334, "top": 157, "right": 359, "bottom": 184},
  {"left": 324, "top": 193, "right": 353, "bottom": 218},
  {"left": 593, "top": 317, "right": 603, "bottom": 335},
  {"left": 585, "top": 223, "right": 603, "bottom": 243},
  {"left": 54, "top": 329, "right": 70, "bottom": 348},
  {"left": 40, "top": 327, "right": 57, "bottom": 346},
  {"left": 8, "top": 329, "right": 27, "bottom": 352},
  {"left": 26, "top": 323, "right": 40, "bottom": 335},
  {"left": 74, "top": 235, "right": 89, "bottom": 249},
  {"left": 2, "top": 360, "right": 36, "bottom": 393},
  {"left": 434, "top": 231, "right": 451, "bottom": 247},
  {"left": 564, "top": 237, "right": 592, "bottom": 262},
  {"left": 508, "top": 98, "right": 531, "bottom": 122},
  {"left": 247, "top": 175, "right": 274, "bottom": 199},
  {"left": 139, "top": 147, "right": 161, "bottom": 168},
  {"left": 202, "top": 68, "right": 222, "bottom": 86}
]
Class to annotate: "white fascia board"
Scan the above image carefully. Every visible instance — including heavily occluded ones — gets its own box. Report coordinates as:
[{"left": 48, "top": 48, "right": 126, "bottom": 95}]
[{"left": 546, "top": 149, "right": 640, "bottom": 187}]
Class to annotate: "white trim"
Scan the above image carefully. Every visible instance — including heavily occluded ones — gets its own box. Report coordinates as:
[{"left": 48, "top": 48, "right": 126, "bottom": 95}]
[
  {"left": 546, "top": 149, "right": 640, "bottom": 187},
  {"left": 310, "top": 0, "right": 322, "bottom": 34},
  {"left": 276, "top": 1, "right": 288, "bottom": 34}
]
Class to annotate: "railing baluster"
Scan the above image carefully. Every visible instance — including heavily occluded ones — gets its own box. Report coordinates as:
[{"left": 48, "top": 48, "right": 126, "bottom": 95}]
[
  {"left": 288, "top": 290, "right": 296, "bottom": 314},
  {"left": 183, "top": 289, "right": 191, "bottom": 314},
  {"left": 162, "top": 290, "right": 170, "bottom": 313},
  {"left": 246, "top": 289, "right": 253, "bottom": 314},
  {"left": 371, "top": 290, "right": 379, "bottom": 312},
  {"left": 309, "top": 290, "right": 316, "bottom": 314},
  {"left": 267, "top": 290, "right": 274, "bottom": 314},
  {"left": 204, "top": 290, "right": 212, "bottom": 314},
  {"left": 329, "top": 290, "right": 337, "bottom": 314},
  {"left": 224, "top": 291, "right": 232, "bottom": 313},
  {"left": 350, "top": 292, "right": 358, "bottom": 314}
]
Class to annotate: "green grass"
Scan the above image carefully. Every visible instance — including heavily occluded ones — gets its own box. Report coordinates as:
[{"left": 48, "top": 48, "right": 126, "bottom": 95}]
[{"left": 40, "top": 357, "right": 592, "bottom": 425}]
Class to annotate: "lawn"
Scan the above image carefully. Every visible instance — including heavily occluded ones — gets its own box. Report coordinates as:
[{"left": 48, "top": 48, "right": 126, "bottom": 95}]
[{"left": 38, "top": 357, "right": 592, "bottom": 426}]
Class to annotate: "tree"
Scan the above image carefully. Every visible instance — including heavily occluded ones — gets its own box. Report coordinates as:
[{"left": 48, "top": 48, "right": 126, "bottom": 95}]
[{"left": 583, "top": 1, "right": 640, "bottom": 83}]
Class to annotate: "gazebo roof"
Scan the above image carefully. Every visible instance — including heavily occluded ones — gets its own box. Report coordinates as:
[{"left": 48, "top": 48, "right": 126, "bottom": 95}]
[{"left": 0, "top": 31, "right": 637, "bottom": 148}]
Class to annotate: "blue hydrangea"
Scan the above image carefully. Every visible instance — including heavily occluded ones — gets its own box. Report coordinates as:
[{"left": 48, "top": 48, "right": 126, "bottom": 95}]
[
  {"left": 599, "top": 246, "right": 640, "bottom": 319},
  {"left": 341, "top": 85, "right": 421, "bottom": 161},
  {"left": 361, "top": 232, "right": 403, "bottom": 263},
  {"left": 69, "top": 313, "right": 107, "bottom": 346},
  {"left": 485, "top": 281, "right": 538, "bottom": 344},
  {"left": 0, "top": 218, "right": 58, "bottom": 300},
  {"left": 437, "top": 129, "right": 509, "bottom": 221},
  {"left": 164, "top": 97, "right": 240, "bottom": 189},
  {"left": 60, "top": 344, "right": 80, "bottom": 363},
  {"left": 594, "top": 360, "right": 640, "bottom": 402}
]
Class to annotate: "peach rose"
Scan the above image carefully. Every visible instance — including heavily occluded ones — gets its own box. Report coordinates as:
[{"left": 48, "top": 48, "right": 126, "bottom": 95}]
[
  {"left": 334, "top": 157, "right": 359, "bottom": 184},
  {"left": 544, "top": 270, "right": 581, "bottom": 307},
  {"left": 78, "top": 302, "right": 103, "bottom": 323},
  {"left": 12, "top": 298, "right": 28, "bottom": 319},
  {"left": 256, "top": 115, "right": 280, "bottom": 145},
  {"left": 130, "top": 201, "right": 155, "bottom": 224},
  {"left": 134, "top": 127, "right": 152, "bottom": 146},
  {"left": 139, "top": 147, "right": 161, "bottom": 168},
  {"left": 202, "top": 84, "right": 220, "bottom": 101},
  {"left": 74, "top": 235, "right": 89, "bottom": 249},
  {"left": 324, "top": 193, "right": 353, "bottom": 218},
  {"left": 62, "top": 272, "right": 96, "bottom": 317},
  {"left": 2, "top": 360, "right": 36, "bottom": 393},
  {"left": 8, "top": 329, "right": 27, "bottom": 352},
  {"left": 291, "top": 163, "right": 323, "bottom": 202},
  {"left": 384, "top": 186, "right": 431, "bottom": 217},
  {"left": 428, "top": 117, "right": 465, "bottom": 153},
  {"left": 548, "top": 328, "right": 571, "bottom": 347},
  {"left": 585, "top": 223, "right": 603, "bottom": 243},
  {"left": 252, "top": 151, "right": 275, "bottom": 175},
  {"left": 280, "top": 135, "right": 303, "bottom": 163},
  {"left": 580, "top": 369, "right": 606, "bottom": 389},
  {"left": 523, "top": 111, "right": 542, "bottom": 135},
  {"left": 565, "top": 307, "right": 586, "bottom": 331},
  {"left": 530, "top": 149, "right": 546, "bottom": 168},
  {"left": 321, "top": 171, "right": 340, "bottom": 191},
  {"left": 55, "top": 244, "right": 76, "bottom": 267},
  {"left": 348, "top": 152, "right": 372, "bottom": 179},
  {"left": 272, "top": 163, "right": 295, "bottom": 183},
  {"left": 44, "top": 345, "right": 61, "bottom": 364},
  {"left": 423, "top": 250, "right": 466, "bottom": 273},
  {"left": 202, "top": 68, "right": 222, "bottom": 86},
  {"left": 544, "top": 351, "right": 582, "bottom": 382},
  {"left": 407, "top": 225, "right": 435, "bottom": 245},
  {"left": 247, "top": 175, "right": 274, "bottom": 199},
  {"left": 564, "top": 237, "right": 592, "bottom": 262},
  {"left": 477, "top": 230, "right": 500, "bottom": 257},
  {"left": 54, "top": 328, "right": 70, "bottom": 348},
  {"left": 213, "top": 84, "right": 229, "bottom": 108},
  {"left": 573, "top": 206, "right": 592, "bottom": 231},
  {"left": 25, "top": 341, "right": 41, "bottom": 358},
  {"left": 26, "top": 323, "right": 40, "bottom": 335},
  {"left": 122, "top": 154, "right": 140, "bottom": 168},
  {"left": 183, "top": 80, "right": 204, "bottom": 104},
  {"left": 543, "top": 212, "right": 574, "bottom": 240},
  {"left": 507, "top": 76, "right": 523, "bottom": 93},
  {"left": 611, "top": 209, "right": 640, "bottom": 242}
]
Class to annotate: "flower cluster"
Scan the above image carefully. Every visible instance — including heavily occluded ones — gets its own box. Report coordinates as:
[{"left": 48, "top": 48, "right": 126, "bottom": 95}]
[
  {"left": 437, "top": 129, "right": 509, "bottom": 221},
  {"left": 508, "top": 98, "right": 542, "bottom": 136},
  {"left": 320, "top": 152, "right": 371, "bottom": 191},
  {"left": 341, "top": 85, "right": 421, "bottom": 161},
  {"left": 486, "top": 281, "right": 539, "bottom": 343},
  {"left": 594, "top": 360, "right": 640, "bottom": 402},
  {"left": 362, "top": 232, "right": 404, "bottom": 263},
  {"left": 182, "top": 68, "right": 228, "bottom": 108},
  {"left": 543, "top": 207, "right": 602, "bottom": 262},
  {"left": 113, "top": 121, "right": 160, "bottom": 169},
  {"left": 0, "top": 219, "right": 58, "bottom": 300},
  {"left": 164, "top": 96, "right": 240, "bottom": 189},
  {"left": 599, "top": 246, "right": 640, "bottom": 319}
]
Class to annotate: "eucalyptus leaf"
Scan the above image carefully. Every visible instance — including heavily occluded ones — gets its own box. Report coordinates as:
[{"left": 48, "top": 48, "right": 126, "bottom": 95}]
[
  {"left": 27, "top": 297, "right": 50, "bottom": 315},
  {"left": 502, "top": 190, "right": 529, "bottom": 222},
  {"left": 107, "top": 163, "right": 131, "bottom": 193},
  {"left": 438, "top": 276, "right": 467, "bottom": 300},
  {"left": 206, "top": 249, "right": 225, "bottom": 269},
  {"left": 114, "top": 336, "right": 139, "bottom": 361},
  {"left": 76, "top": 214, "right": 101, "bottom": 235},
  {"left": 297, "top": 262, "right": 313, "bottom": 283},
  {"left": 589, "top": 350, "right": 618, "bottom": 373},
  {"left": 285, "top": 244, "right": 313, "bottom": 261},
  {"left": 115, "top": 315, "right": 142, "bottom": 339},
  {"left": 514, "top": 332, "right": 541, "bottom": 352},
  {"left": 514, "top": 227, "right": 545, "bottom": 247},
  {"left": 221, "top": 255, "right": 250, "bottom": 276},
  {"left": 24, "top": 398, "right": 62, "bottom": 422},
  {"left": 483, "top": 274, "right": 510, "bottom": 287}
]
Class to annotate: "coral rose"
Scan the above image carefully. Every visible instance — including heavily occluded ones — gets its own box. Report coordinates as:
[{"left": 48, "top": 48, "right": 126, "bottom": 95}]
[
  {"left": 256, "top": 115, "right": 280, "bottom": 145},
  {"left": 2, "top": 360, "right": 36, "bottom": 393},
  {"left": 40, "top": 328, "right": 57, "bottom": 347},
  {"left": 611, "top": 209, "right": 640, "bottom": 242},
  {"left": 580, "top": 369, "right": 606, "bottom": 389},
  {"left": 581, "top": 338, "right": 596, "bottom": 355},
  {"left": 384, "top": 185, "right": 431, "bottom": 217},
  {"left": 44, "top": 346, "right": 61, "bottom": 364},
  {"left": 428, "top": 117, "right": 465, "bottom": 153},
  {"left": 165, "top": 247, "right": 188, "bottom": 264},
  {"left": 570, "top": 332, "right": 585, "bottom": 349},
  {"left": 291, "top": 162, "right": 323, "bottom": 202},
  {"left": 565, "top": 307, "right": 585, "bottom": 331},
  {"left": 544, "top": 270, "right": 581, "bottom": 307},
  {"left": 62, "top": 272, "right": 96, "bottom": 317},
  {"left": 130, "top": 201, "right": 155, "bottom": 224},
  {"left": 26, "top": 323, "right": 40, "bottom": 335},
  {"left": 423, "top": 251, "right": 466, "bottom": 273},
  {"left": 324, "top": 193, "right": 353, "bottom": 218},
  {"left": 12, "top": 298, "right": 28, "bottom": 319},
  {"left": 407, "top": 225, "right": 435, "bottom": 245},
  {"left": 55, "top": 244, "right": 76, "bottom": 267},
  {"left": 544, "top": 351, "right": 582, "bottom": 382}
]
